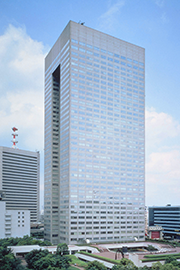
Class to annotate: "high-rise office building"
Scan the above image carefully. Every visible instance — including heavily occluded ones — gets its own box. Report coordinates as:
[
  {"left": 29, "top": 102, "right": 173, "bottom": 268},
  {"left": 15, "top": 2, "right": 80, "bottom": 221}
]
[
  {"left": 44, "top": 21, "right": 145, "bottom": 245},
  {"left": 0, "top": 146, "right": 40, "bottom": 223}
]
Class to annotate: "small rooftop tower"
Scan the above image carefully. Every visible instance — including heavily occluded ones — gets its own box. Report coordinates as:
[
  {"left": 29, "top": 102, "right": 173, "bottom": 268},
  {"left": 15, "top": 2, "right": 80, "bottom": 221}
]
[{"left": 12, "top": 127, "right": 18, "bottom": 148}]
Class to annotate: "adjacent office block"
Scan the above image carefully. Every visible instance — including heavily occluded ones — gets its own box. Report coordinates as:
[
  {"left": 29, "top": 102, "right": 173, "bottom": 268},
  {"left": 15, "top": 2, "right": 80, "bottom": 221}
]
[
  {"left": 0, "top": 146, "right": 40, "bottom": 223},
  {"left": 149, "top": 206, "right": 180, "bottom": 240},
  {"left": 44, "top": 21, "right": 145, "bottom": 244},
  {"left": 0, "top": 201, "right": 30, "bottom": 239}
]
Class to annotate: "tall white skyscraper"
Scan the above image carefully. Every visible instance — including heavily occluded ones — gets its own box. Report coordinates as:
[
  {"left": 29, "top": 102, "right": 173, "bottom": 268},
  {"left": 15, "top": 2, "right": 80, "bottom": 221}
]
[
  {"left": 44, "top": 21, "right": 145, "bottom": 245},
  {"left": 0, "top": 146, "right": 40, "bottom": 223}
]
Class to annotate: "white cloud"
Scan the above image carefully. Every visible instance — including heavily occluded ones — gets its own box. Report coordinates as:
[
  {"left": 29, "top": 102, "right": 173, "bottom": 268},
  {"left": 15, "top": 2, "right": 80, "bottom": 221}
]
[
  {"left": 98, "top": 0, "right": 125, "bottom": 32},
  {"left": 146, "top": 150, "right": 180, "bottom": 206},
  {"left": 0, "top": 24, "right": 48, "bottom": 151},
  {"left": 155, "top": 0, "right": 164, "bottom": 8},
  {"left": 146, "top": 108, "right": 180, "bottom": 150},
  {"left": 160, "top": 12, "right": 169, "bottom": 24},
  {"left": 146, "top": 109, "right": 180, "bottom": 206},
  {"left": 146, "top": 150, "right": 180, "bottom": 176}
]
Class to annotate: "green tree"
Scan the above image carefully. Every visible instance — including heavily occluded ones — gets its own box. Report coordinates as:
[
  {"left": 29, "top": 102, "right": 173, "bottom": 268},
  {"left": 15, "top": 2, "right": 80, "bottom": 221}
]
[
  {"left": 146, "top": 245, "right": 157, "bottom": 251},
  {"left": 112, "top": 266, "right": 127, "bottom": 270},
  {"left": 33, "top": 253, "right": 56, "bottom": 270},
  {"left": 152, "top": 261, "right": 163, "bottom": 270},
  {"left": 161, "top": 263, "right": 177, "bottom": 270},
  {"left": 56, "top": 243, "right": 69, "bottom": 256},
  {"left": 0, "top": 246, "right": 25, "bottom": 270},
  {"left": 25, "top": 249, "right": 49, "bottom": 269},
  {"left": 85, "top": 260, "right": 107, "bottom": 270},
  {"left": 55, "top": 255, "right": 71, "bottom": 269},
  {"left": 171, "top": 260, "right": 180, "bottom": 267},
  {"left": 25, "top": 247, "right": 71, "bottom": 270},
  {"left": 42, "top": 240, "right": 52, "bottom": 246},
  {"left": 164, "top": 256, "right": 176, "bottom": 264},
  {"left": 112, "top": 264, "right": 138, "bottom": 270},
  {"left": 112, "top": 258, "right": 138, "bottom": 270},
  {"left": 47, "top": 267, "right": 62, "bottom": 270},
  {"left": 0, "top": 235, "right": 52, "bottom": 248}
]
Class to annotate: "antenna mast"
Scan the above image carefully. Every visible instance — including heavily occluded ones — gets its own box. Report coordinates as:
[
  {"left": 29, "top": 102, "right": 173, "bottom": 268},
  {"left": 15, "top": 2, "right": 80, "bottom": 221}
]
[{"left": 12, "top": 127, "right": 18, "bottom": 148}]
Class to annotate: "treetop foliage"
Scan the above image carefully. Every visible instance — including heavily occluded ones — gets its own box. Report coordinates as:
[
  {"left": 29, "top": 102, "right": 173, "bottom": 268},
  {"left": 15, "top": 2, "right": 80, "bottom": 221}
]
[
  {"left": 85, "top": 260, "right": 107, "bottom": 270},
  {"left": 56, "top": 243, "right": 69, "bottom": 256},
  {"left": 0, "top": 235, "right": 52, "bottom": 248},
  {"left": 25, "top": 248, "right": 71, "bottom": 270},
  {"left": 0, "top": 246, "right": 25, "bottom": 270}
]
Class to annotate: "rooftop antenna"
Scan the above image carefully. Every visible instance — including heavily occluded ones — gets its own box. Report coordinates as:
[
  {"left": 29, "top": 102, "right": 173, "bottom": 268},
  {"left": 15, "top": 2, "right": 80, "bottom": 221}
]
[
  {"left": 12, "top": 127, "right": 18, "bottom": 148},
  {"left": 78, "top": 20, "right": 85, "bottom": 25}
]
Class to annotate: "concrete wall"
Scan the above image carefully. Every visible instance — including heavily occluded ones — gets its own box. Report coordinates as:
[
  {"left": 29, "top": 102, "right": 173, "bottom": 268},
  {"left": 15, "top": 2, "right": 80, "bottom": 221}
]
[{"left": 0, "top": 201, "right": 30, "bottom": 239}]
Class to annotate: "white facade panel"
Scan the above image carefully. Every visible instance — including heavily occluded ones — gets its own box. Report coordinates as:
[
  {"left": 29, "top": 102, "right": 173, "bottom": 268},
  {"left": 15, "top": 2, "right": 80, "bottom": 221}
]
[
  {"left": 0, "top": 201, "right": 30, "bottom": 238},
  {"left": 0, "top": 202, "right": 6, "bottom": 238}
]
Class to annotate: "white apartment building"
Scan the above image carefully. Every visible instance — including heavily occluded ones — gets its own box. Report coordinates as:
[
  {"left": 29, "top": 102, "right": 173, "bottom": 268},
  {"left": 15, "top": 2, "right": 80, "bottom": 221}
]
[
  {"left": 0, "top": 146, "right": 40, "bottom": 223},
  {"left": 44, "top": 21, "right": 145, "bottom": 244},
  {"left": 0, "top": 201, "right": 30, "bottom": 239}
]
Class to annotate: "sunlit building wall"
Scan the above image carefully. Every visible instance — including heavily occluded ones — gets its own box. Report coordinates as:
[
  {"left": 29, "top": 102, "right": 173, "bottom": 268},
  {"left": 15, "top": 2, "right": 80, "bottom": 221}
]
[{"left": 44, "top": 21, "right": 145, "bottom": 244}]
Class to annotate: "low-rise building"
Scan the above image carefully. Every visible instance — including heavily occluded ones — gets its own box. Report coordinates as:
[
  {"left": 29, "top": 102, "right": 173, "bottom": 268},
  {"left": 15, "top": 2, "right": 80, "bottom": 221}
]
[
  {"left": 149, "top": 205, "right": 180, "bottom": 240},
  {"left": 148, "top": 225, "right": 163, "bottom": 239}
]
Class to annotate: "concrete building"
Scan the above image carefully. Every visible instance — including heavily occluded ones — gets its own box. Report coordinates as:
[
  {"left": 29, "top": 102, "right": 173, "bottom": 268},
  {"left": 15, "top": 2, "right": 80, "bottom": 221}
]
[
  {"left": 0, "top": 146, "right": 40, "bottom": 223},
  {"left": 0, "top": 201, "right": 30, "bottom": 239},
  {"left": 44, "top": 20, "right": 145, "bottom": 244},
  {"left": 149, "top": 205, "right": 180, "bottom": 240}
]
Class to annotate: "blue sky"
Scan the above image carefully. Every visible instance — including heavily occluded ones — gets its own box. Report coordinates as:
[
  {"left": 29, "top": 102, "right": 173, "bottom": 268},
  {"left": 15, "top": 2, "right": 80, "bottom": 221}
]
[{"left": 0, "top": 0, "right": 180, "bottom": 208}]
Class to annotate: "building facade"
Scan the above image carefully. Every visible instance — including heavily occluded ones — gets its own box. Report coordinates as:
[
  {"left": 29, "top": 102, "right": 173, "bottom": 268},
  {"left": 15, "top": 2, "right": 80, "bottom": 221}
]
[
  {"left": 0, "top": 201, "right": 30, "bottom": 239},
  {"left": 0, "top": 146, "right": 40, "bottom": 223},
  {"left": 149, "top": 206, "right": 180, "bottom": 240},
  {"left": 44, "top": 21, "right": 145, "bottom": 244}
]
